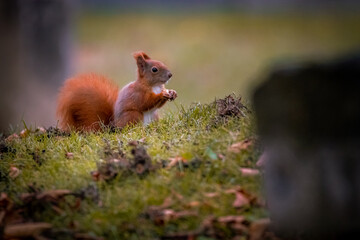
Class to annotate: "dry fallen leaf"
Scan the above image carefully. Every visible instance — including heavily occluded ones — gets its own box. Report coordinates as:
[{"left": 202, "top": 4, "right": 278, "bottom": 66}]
[
  {"left": 239, "top": 168, "right": 260, "bottom": 177},
  {"left": 167, "top": 156, "right": 186, "bottom": 169},
  {"left": 160, "top": 209, "right": 175, "bottom": 223},
  {"left": 4, "top": 222, "right": 52, "bottom": 238},
  {"left": 65, "top": 152, "right": 74, "bottom": 159},
  {"left": 204, "top": 215, "right": 249, "bottom": 238},
  {"left": 228, "top": 139, "right": 254, "bottom": 153},
  {"left": 217, "top": 153, "right": 225, "bottom": 161},
  {"left": 233, "top": 192, "right": 250, "bottom": 208},
  {"left": 19, "top": 129, "right": 30, "bottom": 138},
  {"left": 146, "top": 196, "right": 174, "bottom": 216},
  {"left": 36, "top": 189, "right": 72, "bottom": 200},
  {"left": 9, "top": 166, "right": 20, "bottom": 179},
  {"left": 173, "top": 210, "right": 198, "bottom": 219},
  {"left": 187, "top": 201, "right": 201, "bottom": 208},
  {"left": 217, "top": 215, "right": 245, "bottom": 224},
  {"left": 204, "top": 192, "right": 220, "bottom": 198},
  {"left": 224, "top": 186, "right": 242, "bottom": 194},
  {"left": 36, "top": 127, "right": 46, "bottom": 134},
  {"left": 145, "top": 194, "right": 198, "bottom": 226},
  {"left": 147, "top": 208, "right": 198, "bottom": 225},
  {"left": 162, "top": 209, "right": 198, "bottom": 222},
  {"left": 223, "top": 186, "right": 258, "bottom": 209},
  {"left": 128, "top": 140, "right": 138, "bottom": 146},
  {"left": 158, "top": 196, "right": 173, "bottom": 209},
  {"left": 5, "top": 133, "right": 19, "bottom": 142}
]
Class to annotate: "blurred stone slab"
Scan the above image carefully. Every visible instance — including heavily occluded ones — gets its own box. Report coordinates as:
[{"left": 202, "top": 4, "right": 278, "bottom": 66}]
[{"left": 253, "top": 52, "right": 360, "bottom": 238}]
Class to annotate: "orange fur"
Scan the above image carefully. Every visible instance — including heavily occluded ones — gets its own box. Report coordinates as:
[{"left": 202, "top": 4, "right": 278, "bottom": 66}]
[
  {"left": 56, "top": 51, "right": 177, "bottom": 131},
  {"left": 56, "top": 73, "right": 119, "bottom": 131}
]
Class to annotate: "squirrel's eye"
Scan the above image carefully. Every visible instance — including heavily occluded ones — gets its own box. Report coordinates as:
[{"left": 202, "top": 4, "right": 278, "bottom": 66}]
[{"left": 151, "top": 67, "right": 158, "bottom": 73}]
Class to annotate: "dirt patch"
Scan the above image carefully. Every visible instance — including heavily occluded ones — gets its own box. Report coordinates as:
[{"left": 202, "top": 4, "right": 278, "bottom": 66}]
[
  {"left": 215, "top": 94, "right": 249, "bottom": 119},
  {"left": 91, "top": 140, "right": 155, "bottom": 181},
  {"left": 45, "top": 126, "right": 70, "bottom": 138},
  {"left": 131, "top": 145, "right": 153, "bottom": 175},
  {"left": 207, "top": 94, "right": 250, "bottom": 130}
]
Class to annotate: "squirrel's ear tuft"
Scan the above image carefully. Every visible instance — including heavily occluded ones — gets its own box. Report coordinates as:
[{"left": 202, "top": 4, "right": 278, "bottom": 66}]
[
  {"left": 133, "top": 51, "right": 150, "bottom": 77},
  {"left": 142, "top": 52, "right": 151, "bottom": 60},
  {"left": 132, "top": 51, "right": 151, "bottom": 60}
]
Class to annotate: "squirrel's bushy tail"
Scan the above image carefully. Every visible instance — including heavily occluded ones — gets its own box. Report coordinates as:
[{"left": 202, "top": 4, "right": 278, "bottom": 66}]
[{"left": 56, "top": 73, "right": 119, "bottom": 131}]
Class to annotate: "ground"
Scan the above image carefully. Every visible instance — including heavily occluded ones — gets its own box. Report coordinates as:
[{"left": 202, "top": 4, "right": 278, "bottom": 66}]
[{"left": 0, "top": 95, "right": 269, "bottom": 239}]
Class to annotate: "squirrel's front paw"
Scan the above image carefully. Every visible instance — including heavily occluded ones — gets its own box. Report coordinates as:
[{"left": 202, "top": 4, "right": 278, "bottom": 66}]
[
  {"left": 167, "top": 90, "right": 177, "bottom": 101},
  {"left": 162, "top": 90, "right": 171, "bottom": 100},
  {"left": 162, "top": 89, "right": 177, "bottom": 101}
]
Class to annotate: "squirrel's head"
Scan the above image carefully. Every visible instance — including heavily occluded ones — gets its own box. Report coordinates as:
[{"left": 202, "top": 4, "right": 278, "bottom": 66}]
[{"left": 133, "top": 51, "right": 172, "bottom": 86}]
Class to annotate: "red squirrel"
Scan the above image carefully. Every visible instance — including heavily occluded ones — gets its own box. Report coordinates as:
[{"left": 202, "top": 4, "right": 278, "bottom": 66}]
[{"left": 56, "top": 51, "right": 177, "bottom": 131}]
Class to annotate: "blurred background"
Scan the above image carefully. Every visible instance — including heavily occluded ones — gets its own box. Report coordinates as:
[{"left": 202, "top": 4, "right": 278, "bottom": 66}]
[{"left": 1, "top": 0, "right": 360, "bottom": 132}]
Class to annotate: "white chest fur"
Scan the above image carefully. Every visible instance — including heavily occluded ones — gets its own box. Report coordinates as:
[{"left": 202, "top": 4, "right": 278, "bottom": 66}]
[
  {"left": 143, "top": 109, "right": 157, "bottom": 125},
  {"left": 152, "top": 85, "right": 162, "bottom": 94},
  {"left": 143, "top": 86, "right": 163, "bottom": 125}
]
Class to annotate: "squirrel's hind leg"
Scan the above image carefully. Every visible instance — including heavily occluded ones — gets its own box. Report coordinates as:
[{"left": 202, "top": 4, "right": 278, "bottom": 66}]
[{"left": 115, "top": 111, "right": 143, "bottom": 128}]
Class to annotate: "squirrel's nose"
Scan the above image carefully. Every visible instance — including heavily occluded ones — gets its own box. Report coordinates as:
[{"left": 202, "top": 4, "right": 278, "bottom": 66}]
[{"left": 168, "top": 72, "right": 172, "bottom": 78}]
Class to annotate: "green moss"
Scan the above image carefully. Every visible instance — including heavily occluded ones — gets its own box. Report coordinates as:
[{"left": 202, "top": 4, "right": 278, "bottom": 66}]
[{"left": 1, "top": 100, "right": 264, "bottom": 239}]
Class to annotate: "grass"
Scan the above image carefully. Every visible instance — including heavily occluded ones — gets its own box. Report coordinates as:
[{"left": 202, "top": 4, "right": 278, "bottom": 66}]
[{"left": 0, "top": 98, "right": 264, "bottom": 239}]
